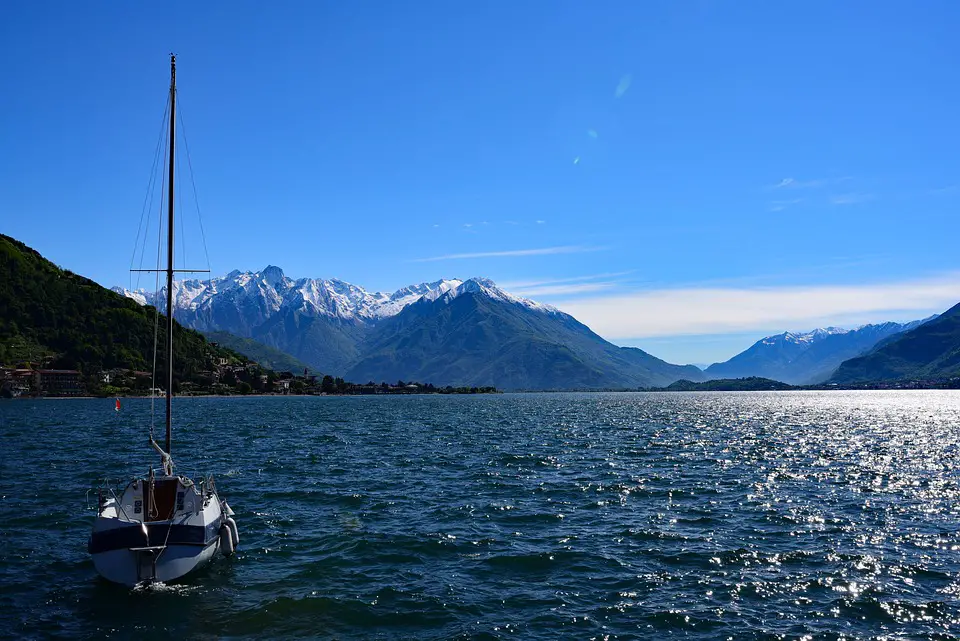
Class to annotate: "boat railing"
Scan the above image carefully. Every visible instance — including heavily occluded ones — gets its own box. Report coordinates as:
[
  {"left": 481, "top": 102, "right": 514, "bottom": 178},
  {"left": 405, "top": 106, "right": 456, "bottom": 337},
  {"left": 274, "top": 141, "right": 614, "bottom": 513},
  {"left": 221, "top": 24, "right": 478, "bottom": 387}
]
[{"left": 91, "top": 478, "right": 134, "bottom": 521}]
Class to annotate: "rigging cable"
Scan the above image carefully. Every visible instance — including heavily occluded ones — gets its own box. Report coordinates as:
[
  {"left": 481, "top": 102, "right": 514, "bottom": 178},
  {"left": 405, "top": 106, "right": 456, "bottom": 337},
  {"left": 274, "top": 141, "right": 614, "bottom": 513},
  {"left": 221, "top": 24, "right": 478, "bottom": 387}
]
[
  {"left": 131, "top": 95, "right": 172, "bottom": 293},
  {"left": 177, "top": 95, "right": 213, "bottom": 274},
  {"left": 174, "top": 91, "right": 188, "bottom": 278}
]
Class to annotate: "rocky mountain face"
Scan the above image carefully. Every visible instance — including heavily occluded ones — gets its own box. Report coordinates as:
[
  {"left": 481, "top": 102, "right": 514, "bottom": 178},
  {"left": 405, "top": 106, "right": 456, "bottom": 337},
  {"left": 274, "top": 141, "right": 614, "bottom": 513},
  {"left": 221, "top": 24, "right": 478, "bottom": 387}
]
[{"left": 344, "top": 284, "right": 703, "bottom": 390}]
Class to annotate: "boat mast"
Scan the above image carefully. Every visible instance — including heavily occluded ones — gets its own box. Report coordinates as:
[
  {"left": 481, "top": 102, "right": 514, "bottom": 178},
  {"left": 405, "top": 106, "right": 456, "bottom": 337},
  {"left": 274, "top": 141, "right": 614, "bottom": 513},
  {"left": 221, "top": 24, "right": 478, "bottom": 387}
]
[{"left": 165, "top": 54, "right": 176, "bottom": 460}]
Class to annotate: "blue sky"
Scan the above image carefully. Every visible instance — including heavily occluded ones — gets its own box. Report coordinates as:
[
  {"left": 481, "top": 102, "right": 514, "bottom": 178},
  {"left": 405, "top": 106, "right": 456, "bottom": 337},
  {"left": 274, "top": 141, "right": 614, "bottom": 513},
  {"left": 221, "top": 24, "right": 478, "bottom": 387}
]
[{"left": 2, "top": 1, "right": 959, "bottom": 364}]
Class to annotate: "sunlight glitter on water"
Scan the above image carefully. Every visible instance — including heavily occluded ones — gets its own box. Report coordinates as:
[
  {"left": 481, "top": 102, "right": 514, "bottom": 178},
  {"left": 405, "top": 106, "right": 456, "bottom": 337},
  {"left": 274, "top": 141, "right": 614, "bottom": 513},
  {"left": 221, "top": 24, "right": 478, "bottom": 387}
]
[{"left": 1, "top": 391, "right": 960, "bottom": 639}]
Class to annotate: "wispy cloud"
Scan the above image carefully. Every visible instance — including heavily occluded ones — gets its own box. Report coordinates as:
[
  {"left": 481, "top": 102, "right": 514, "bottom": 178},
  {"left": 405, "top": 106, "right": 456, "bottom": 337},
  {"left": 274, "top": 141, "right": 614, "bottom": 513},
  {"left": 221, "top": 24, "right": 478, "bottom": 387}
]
[
  {"left": 830, "top": 192, "right": 874, "bottom": 205},
  {"left": 513, "top": 282, "right": 616, "bottom": 297},
  {"left": 411, "top": 245, "right": 605, "bottom": 263},
  {"left": 502, "top": 271, "right": 634, "bottom": 297},
  {"left": 500, "top": 271, "right": 635, "bottom": 290},
  {"left": 770, "top": 176, "right": 851, "bottom": 190},
  {"left": 553, "top": 273, "right": 960, "bottom": 340},
  {"left": 615, "top": 74, "right": 632, "bottom": 98},
  {"left": 772, "top": 177, "right": 820, "bottom": 189},
  {"left": 929, "top": 184, "right": 957, "bottom": 195},
  {"left": 768, "top": 198, "right": 803, "bottom": 212}
]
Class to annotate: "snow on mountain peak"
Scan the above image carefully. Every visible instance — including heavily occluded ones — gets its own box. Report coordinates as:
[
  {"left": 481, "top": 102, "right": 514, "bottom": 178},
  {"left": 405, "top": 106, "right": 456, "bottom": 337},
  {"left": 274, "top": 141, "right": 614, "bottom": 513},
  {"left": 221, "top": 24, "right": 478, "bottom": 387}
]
[
  {"left": 761, "top": 326, "right": 853, "bottom": 346},
  {"left": 260, "top": 265, "right": 286, "bottom": 288},
  {"left": 438, "top": 277, "right": 559, "bottom": 314},
  {"left": 111, "top": 286, "right": 149, "bottom": 306},
  {"left": 114, "top": 269, "right": 557, "bottom": 321},
  {"left": 375, "top": 279, "right": 463, "bottom": 316}
]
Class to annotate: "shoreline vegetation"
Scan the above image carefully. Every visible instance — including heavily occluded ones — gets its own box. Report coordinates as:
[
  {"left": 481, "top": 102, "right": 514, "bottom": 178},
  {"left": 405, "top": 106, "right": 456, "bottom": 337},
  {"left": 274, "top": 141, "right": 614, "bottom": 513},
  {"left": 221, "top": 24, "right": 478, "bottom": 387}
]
[
  {"left": 5, "top": 376, "right": 960, "bottom": 400},
  {"left": 510, "top": 376, "right": 960, "bottom": 393},
  {"left": 0, "top": 367, "right": 499, "bottom": 399},
  {"left": 38, "top": 360, "right": 959, "bottom": 398}
]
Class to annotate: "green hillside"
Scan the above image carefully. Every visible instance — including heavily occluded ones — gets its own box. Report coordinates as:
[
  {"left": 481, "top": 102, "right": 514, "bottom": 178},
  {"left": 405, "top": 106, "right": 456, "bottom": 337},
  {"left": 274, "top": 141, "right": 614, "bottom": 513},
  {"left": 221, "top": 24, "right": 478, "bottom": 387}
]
[
  {"left": 0, "top": 234, "right": 248, "bottom": 385},
  {"left": 830, "top": 302, "right": 960, "bottom": 382},
  {"left": 203, "top": 330, "right": 312, "bottom": 374}
]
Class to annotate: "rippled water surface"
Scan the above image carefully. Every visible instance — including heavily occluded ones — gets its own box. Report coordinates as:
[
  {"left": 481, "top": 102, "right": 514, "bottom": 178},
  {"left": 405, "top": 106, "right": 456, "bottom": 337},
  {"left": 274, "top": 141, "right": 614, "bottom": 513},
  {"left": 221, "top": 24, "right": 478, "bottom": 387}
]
[{"left": 2, "top": 392, "right": 960, "bottom": 639}]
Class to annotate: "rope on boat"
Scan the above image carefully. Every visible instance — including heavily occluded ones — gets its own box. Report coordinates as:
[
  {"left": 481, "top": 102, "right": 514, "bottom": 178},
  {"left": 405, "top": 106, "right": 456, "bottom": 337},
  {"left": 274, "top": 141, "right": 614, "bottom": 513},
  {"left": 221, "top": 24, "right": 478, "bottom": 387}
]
[{"left": 147, "top": 468, "right": 157, "bottom": 519}]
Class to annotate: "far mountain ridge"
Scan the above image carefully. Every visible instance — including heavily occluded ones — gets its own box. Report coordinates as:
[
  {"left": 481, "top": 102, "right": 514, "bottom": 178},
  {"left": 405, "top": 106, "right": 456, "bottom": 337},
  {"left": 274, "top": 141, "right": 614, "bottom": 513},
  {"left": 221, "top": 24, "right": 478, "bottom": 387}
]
[
  {"left": 830, "top": 303, "right": 960, "bottom": 383},
  {"left": 705, "top": 319, "right": 934, "bottom": 384}
]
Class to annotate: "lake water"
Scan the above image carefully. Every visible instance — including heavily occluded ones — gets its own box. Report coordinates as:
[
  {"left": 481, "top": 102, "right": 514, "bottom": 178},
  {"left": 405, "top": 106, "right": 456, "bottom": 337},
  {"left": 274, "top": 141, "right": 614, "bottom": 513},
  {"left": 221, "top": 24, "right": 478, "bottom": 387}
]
[{"left": 2, "top": 392, "right": 959, "bottom": 640}]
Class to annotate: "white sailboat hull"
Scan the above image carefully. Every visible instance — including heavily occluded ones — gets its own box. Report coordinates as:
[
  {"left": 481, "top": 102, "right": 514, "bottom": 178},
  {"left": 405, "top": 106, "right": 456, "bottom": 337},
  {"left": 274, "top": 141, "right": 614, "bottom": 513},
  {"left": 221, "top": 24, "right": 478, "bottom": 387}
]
[
  {"left": 90, "top": 476, "right": 232, "bottom": 586},
  {"left": 92, "top": 537, "right": 221, "bottom": 586}
]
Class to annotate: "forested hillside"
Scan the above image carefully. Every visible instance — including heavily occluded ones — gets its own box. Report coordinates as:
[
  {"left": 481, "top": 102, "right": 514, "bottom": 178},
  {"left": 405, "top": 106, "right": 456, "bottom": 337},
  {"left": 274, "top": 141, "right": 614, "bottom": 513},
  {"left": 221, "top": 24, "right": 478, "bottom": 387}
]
[{"left": 0, "top": 234, "right": 244, "bottom": 383}]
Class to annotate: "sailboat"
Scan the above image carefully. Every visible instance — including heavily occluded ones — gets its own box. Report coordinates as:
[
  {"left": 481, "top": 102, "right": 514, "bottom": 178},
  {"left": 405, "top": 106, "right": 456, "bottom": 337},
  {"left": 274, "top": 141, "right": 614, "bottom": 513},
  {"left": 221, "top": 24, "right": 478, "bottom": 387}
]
[{"left": 89, "top": 55, "right": 239, "bottom": 586}]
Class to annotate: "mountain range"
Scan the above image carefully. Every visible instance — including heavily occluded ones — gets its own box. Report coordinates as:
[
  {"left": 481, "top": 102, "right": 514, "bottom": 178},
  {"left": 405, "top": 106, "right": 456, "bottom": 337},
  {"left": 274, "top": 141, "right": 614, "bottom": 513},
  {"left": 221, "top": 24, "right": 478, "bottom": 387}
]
[
  {"left": 113, "top": 265, "right": 960, "bottom": 390},
  {"left": 829, "top": 303, "right": 960, "bottom": 383},
  {"left": 117, "top": 270, "right": 463, "bottom": 373},
  {"left": 116, "top": 268, "right": 702, "bottom": 389},
  {"left": 704, "top": 320, "right": 932, "bottom": 384}
]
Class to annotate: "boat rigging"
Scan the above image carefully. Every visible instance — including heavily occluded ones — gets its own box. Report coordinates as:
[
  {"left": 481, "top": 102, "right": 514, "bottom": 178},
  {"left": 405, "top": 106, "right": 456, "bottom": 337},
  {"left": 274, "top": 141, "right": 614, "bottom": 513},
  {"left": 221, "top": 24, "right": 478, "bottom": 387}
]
[{"left": 89, "top": 55, "right": 239, "bottom": 586}]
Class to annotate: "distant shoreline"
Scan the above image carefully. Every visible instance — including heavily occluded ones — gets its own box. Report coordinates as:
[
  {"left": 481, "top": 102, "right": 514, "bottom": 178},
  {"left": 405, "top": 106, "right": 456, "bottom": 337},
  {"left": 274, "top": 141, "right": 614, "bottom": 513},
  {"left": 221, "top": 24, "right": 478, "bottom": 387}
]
[
  {"left": 5, "top": 387, "right": 959, "bottom": 401},
  {"left": 3, "top": 391, "right": 502, "bottom": 400}
]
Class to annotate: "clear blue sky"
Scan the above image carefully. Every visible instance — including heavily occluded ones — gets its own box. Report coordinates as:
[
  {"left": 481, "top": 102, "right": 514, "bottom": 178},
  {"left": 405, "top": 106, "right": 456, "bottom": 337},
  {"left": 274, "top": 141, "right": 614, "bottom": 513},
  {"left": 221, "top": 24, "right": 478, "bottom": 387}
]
[{"left": 2, "top": 1, "right": 959, "bottom": 364}]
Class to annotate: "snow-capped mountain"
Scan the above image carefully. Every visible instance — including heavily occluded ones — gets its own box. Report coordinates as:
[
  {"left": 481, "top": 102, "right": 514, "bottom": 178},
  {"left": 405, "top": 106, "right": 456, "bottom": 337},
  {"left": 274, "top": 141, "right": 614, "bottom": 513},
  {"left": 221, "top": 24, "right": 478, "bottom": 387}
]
[
  {"left": 830, "top": 305, "right": 960, "bottom": 383},
  {"left": 113, "top": 268, "right": 554, "bottom": 324},
  {"left": 434, "top": 277, "right": 559, "bottom": 314},
  {"left": 111, "top": 266, "right": 702, "bottom": 389},
  {"left": 705, "top": 320, "right": 934, "bottom": 384},
  {"left": 761, "top": 327, "right": 849, "bottom": 346},
  {"left": 111, "top": 267, "right": 578, "bottom": 381},
  {"left": 343, "top": 279, "right": 702, "bottom": 390},
  {"left": 111, "top": 266, "right": 940, "bottom": 389}
]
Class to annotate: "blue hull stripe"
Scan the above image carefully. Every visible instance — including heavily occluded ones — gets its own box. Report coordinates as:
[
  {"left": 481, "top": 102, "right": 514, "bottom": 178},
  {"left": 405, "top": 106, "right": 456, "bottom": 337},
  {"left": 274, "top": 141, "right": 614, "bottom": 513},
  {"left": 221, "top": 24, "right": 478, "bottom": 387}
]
[{"left": 89, "top": 522, "right": 220, "bottom": 554}]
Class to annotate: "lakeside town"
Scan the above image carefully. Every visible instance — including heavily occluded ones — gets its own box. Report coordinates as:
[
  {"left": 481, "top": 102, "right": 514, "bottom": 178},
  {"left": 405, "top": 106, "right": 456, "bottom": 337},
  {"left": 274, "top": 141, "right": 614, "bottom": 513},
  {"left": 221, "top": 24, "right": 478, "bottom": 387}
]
[{"left": 0, "top": 355, "right": 497, "bottom": 398}]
